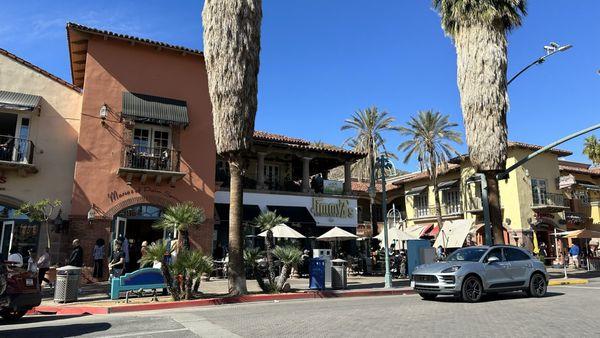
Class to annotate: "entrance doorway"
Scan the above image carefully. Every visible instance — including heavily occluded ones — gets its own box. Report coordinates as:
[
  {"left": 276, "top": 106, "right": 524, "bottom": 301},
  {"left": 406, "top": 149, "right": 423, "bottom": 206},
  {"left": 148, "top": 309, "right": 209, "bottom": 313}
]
[{"left": 112, "top": 205, "right": 167, "bottom": 271}]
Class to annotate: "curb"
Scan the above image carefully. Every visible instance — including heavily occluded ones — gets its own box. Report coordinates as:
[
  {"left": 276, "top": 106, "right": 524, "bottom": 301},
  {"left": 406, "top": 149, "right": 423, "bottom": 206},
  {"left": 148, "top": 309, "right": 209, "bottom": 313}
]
[
  {"left": 30, "top": 288, "right": 415, "bottom": 316},
  {"left": 548, "top": 278, "right": 589, "bottom": 286}
]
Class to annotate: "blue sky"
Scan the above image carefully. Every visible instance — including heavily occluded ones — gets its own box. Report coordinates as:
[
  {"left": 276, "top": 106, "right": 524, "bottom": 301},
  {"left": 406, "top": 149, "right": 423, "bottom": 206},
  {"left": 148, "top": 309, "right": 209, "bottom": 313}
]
[{"left": 2, "top": 1, "right": 599, "bottom": 171}]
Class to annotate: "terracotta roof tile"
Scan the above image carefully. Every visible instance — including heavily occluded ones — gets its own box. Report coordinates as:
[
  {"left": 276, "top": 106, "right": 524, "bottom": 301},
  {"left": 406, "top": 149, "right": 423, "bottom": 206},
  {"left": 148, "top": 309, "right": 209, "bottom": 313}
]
[
  {"left": 559, "top": 160, "right": 600, "bottom": 176},
  {"left": 351, "top": 180, "right": 397, "bottom": 193},
  {"left": 253, "top": 131, "right": 310, "bottom": 145},
  {"left": 392, "top": 163, "right": 461, "bottom": 185},
  {"left": 253, "top": 130, "right": 366, "bottom": 158},
  {"left": 507, "top": 141, "right": 572, "bottom": 157},
  {"left": 0, "top": 48, "right": 81, "bottom": 92}
]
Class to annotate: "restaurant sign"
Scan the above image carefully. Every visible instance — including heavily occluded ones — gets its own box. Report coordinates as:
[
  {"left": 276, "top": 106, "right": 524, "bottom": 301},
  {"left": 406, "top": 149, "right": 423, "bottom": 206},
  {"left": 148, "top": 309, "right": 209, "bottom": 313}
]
[
  {"left": 311, "top": 198, "right": 354, "bottom": 218},
  {"left": 559, "top": 174, "right": 576, "bottom": 189}
]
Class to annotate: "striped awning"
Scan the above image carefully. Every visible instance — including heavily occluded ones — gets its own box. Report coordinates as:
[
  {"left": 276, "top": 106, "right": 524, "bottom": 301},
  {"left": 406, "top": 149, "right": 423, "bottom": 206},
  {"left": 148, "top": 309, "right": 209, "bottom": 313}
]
[
  {"left": 405, "top": 185, "right": 427, "bottom": 196},
  {"left": 122, "top": 92, "right": 189, "bottom": 126},
  {"left": 437, "top": 179, "right": 459, "bottom": 191},
  {"left": 0, "top": 90, "right": 41, "bottom": 111}
]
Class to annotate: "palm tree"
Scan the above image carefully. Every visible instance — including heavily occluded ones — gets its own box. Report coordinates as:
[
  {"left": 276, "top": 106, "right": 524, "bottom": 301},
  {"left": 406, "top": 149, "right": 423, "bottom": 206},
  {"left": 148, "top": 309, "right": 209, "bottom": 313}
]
[
  {"left": 432, "top": 0, "right": 527, "bottom": 244},
  {"left": 172, "top": 249, "right": 213, "bottom": 300},
  {"left": 202, "top": 0, "right": 262, "bottom": 296},
  {"left": 244, "top": 248, "right": 271, "bottom": 292},
  {"left": 139, "top": 240, "right": 179, "bottom": 301},
  {"left": 273, "top": 245, "right": 302, "bottom": 291},
  {"left": 341, "top": 107, "right": 399, "bottom": 233},
  {"left": 398, "top": 110, "right": 462, "bottom": 231},
  {"left": 583, "top": 135, "right": 600, "bottom": 166},
  {"left": 153, "top": 202, "right": 205, "bottom": 253},
  {"left": 253, "top": 211, "right": 289, "bottom": 286}
]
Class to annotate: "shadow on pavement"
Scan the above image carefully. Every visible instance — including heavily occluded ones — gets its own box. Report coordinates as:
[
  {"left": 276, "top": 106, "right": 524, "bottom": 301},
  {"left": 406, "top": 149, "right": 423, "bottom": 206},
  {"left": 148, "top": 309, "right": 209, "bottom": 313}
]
[
  {"left": 425, "top": 291, "right": 564, "bottom": 303},
  {"left": 1, "top": 323, "right": 111, "bottom": 338},
  {"left": 3, "top": 314, "right": 89, "bottom": 325}
]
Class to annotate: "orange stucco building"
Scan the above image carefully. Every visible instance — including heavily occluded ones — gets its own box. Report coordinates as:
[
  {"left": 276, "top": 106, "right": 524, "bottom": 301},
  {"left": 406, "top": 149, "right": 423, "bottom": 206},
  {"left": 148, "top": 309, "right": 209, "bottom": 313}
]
[{"left": 66, "top": 23, "right": 215, "bottom": 270}]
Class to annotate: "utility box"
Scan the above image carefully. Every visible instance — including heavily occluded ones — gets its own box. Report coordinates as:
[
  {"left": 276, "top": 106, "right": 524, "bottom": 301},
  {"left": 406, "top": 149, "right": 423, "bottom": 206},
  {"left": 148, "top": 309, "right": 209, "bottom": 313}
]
[
  {"left": 331, "top": 259, "right": 347, "bottom": 289},
  {"left": 313, "top": 249, "right": 332, "bottom": 288},
  {"left": 54, "top": 265, "right": 81, "bottom": 303},
  {"left": 309, "top": 258, "right": 326, "bottom": 290}
]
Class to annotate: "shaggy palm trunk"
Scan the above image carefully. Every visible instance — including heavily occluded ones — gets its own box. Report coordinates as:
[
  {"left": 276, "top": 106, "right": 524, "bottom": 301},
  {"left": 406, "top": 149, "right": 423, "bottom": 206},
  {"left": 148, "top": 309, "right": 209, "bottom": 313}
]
[
  {"left": 184, "top": 272, "right": 193, "bottom": 300},
  {"left": 161, "top": 256, "right": 179, "bottom": 301},
  {"left": 368, "top": 139, "right": 377, "bottom": 234},
  {"left": 180, "top": 229, "right": 190, "bottom": 252},
  {"left": 252, "top": 265, "right": 270, "bottom": 292},
  {"left": 227, "top": 157, "right": 248, "bottom": 295},
  {"left": 276, "top": 264, "right": 290, "bottom": 291},
  {"left": 265, "top": 230, "right": 276, "bottom": 285},
  {"left": 455, "top": 25, "right": 508, "bottom": 245},
  {"left": 429, "top": 154, "right": 444, "bottom": 233}
]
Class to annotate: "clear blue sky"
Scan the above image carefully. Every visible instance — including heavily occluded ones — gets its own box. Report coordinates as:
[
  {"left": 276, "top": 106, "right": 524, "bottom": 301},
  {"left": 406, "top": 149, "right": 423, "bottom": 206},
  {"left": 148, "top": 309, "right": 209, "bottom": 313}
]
[{"left": 2, "top": 1, "right": 598, "bottom": 171}]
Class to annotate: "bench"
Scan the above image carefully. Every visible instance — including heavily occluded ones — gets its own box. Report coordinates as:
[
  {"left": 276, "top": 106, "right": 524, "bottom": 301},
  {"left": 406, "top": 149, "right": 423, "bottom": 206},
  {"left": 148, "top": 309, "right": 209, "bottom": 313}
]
[{"left": 110, "top": 268, "right": 166, "bottom": 300}]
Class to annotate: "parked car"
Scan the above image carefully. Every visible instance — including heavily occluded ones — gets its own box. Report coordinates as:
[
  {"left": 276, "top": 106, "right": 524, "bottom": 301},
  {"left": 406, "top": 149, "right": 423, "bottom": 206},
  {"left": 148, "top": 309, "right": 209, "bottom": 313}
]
[
  {"left": 0, "top": 261, "right": 42, "bottom": 320},
  {"left": 411, "top": 245, "right": 548, "bottom": 302}
]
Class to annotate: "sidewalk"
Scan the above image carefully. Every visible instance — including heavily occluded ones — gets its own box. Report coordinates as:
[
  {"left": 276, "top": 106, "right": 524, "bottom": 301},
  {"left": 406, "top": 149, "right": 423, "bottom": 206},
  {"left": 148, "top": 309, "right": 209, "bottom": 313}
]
[{"left": 33, "top": 275, "right": 414, "bottom": 315}]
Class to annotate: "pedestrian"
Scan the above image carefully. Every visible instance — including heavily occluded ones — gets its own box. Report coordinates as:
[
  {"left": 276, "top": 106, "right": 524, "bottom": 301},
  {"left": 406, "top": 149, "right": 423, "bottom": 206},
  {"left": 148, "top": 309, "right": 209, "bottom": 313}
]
[
  {"left": 569, "top": 243, "right": 580, "bottom": 269},
  {"left": 7, "top": 248, "right": 23, "bottom": 267},
  {"left": 139, "top": 241, "right": 151, "bottom": 268},
  {"left": 92, "top": 238, "right": 105, "bottom": 279},
  {"left": 69, "top": 239, "right": 84, "bottom": 267},
  {"left": 436, "top": 245, "right": 445, "bottom": 261},
  {"left": 108, "top": 240, "right": 125, "bottom": 279},
  {"left": 37, "top": 247, "right": 52, "bottom": 288},
  {"left": 27, "top": 249, "right": 38, "bottom": 274}
]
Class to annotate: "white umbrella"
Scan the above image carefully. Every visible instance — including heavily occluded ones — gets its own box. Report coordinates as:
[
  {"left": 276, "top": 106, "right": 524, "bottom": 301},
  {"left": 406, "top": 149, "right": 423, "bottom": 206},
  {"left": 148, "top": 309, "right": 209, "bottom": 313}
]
[
  {"left": 375, "top": 228, "right": 415, "bottom": 248},
  {"left": 317, "top": 227, "right": 358, "bottom": 241},
  {"left": 257, "top": 224, "right": 305, "bottom": 239}
]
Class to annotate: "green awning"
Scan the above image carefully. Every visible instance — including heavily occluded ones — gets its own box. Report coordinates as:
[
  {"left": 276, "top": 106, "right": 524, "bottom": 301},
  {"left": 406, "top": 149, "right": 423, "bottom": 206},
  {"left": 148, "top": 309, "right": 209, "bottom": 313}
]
[
  {"left": 405, "top": 185, "right": 428, "bottom": 196},
  {"left": 122, "top": 92, "right": 189, "bottom": 126},
  {"left": 0, "top": 90, "right": 41, "bottom": 111},
  {"left": 438, "top": 179, "right": 459, "bottom": 191}
]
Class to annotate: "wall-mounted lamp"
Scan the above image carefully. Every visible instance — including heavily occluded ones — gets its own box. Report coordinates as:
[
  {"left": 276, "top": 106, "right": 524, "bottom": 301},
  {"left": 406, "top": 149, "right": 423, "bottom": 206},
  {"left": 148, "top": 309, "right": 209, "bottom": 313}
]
[
  {"left": 87, "top": 204, "right": 96, "bottom": 223},
  {"left": 99, "top": 104, "right": 108, "bottom": 125}
]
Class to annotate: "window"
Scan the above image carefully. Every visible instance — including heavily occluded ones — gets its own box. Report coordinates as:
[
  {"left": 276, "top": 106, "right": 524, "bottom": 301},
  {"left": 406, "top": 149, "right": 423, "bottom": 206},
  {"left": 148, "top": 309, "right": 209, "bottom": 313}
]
[
  {"left": 446, "top": 247, "right": 488, "bottom": 262},
  {"left": 574, "top": 190, "right": 590, "bottom": 205},
  {"left": 484, "top": 248, "right": 504, "bottom": 262},
  {"left": 504, "top": 248, "right": 531, "bottom": 261},
  {"left": 413, "top": 191, "right": 429, "bottom": 217},
  {"left": 442, "top": 189, "right": 461, "bottom": 214},
  {"left": 133, "top": 124, "right": 171, "bottom": 154},
  {"left": 531, "top": 178, "right": 547, "bottom": 205},
  {"left": 264, "top": 164, "right": 280, "bottom": 188}
]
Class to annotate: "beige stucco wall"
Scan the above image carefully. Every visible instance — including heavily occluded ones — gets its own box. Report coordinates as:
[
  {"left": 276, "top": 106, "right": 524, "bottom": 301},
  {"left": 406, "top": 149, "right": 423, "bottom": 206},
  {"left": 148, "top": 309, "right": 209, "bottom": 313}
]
[{"left": 0, "top": 54, "right": 82, "bottom": 215}]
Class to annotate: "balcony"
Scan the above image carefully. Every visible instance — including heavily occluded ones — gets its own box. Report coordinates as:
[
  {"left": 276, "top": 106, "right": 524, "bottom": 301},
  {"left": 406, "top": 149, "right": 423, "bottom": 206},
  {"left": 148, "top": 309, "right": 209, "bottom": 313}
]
[
  {"left": 531, "top": 192, "right": 570, "bottom": 213},
  {"left": 412, "top": 204, "right": 463, "bottom": 220},
  {"left": 0, "top": 135, "right": 37, "bottom": 174},
  {"left": 117, "top": 144, "right": 185, "bottom": 185}
]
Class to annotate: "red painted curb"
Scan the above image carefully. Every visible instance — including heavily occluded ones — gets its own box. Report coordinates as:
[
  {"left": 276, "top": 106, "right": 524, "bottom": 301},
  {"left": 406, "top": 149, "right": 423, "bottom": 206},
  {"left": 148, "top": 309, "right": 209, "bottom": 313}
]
[{"left": 31, "top": 288, "right": 415, "bottom": 316}]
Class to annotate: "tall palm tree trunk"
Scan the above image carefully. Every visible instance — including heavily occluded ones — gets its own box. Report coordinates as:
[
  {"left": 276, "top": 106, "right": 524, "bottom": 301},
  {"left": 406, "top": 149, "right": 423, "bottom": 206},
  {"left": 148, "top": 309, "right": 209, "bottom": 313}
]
[
  {"left": 455, "top": 25, "right": 508, "bottom": 245},
  {"left": 368, "top": 139, "right": 377, "bottom": 234},
  {"left": 429, "top": 156, "right": 444, "bottom": 232},
  {"left": 228, "top": 156, "right": 248, "bottom": 295},
  {"left": 265, "top": 230, "right": 276, "bottom": 285}
]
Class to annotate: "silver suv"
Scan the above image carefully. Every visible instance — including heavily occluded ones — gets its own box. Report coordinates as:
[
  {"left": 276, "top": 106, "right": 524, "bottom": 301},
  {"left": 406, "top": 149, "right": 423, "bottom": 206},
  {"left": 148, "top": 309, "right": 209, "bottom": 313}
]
[{"left": 411, "top": 245, "right": 548, "bottom": 302}]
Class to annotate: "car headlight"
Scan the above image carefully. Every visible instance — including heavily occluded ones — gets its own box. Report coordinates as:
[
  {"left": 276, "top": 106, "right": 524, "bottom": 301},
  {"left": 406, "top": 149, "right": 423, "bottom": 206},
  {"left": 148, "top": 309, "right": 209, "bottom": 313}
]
[{"left": 441, "top": 266, "right": 461, "bottom": 273}]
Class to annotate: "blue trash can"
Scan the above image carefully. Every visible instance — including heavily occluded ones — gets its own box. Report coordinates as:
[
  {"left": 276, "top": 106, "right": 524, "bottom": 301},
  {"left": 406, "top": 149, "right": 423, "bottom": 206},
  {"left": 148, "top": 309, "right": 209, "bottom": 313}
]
[{"left": 309, "top": 258, "right": 325, "bottom": 290}]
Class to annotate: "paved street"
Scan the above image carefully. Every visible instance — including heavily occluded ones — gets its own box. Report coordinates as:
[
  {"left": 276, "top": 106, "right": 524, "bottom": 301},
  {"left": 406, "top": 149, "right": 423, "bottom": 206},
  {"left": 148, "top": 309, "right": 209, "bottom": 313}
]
[{"left": 3, "top": 279, "right": 600, "bottom": 337}]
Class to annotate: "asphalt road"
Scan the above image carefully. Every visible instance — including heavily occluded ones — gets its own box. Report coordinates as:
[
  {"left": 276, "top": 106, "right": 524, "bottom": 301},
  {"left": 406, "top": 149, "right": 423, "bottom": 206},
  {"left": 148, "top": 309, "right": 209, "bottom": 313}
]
[{"left": 3, "top": 281, "right": 600, "bottom": 337}]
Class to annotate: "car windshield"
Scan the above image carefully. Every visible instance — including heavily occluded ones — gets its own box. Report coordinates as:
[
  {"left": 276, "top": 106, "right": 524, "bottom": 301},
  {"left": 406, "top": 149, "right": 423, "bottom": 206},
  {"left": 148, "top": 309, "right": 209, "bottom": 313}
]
[{"left": 446, "top": 248, "right": 488, "bottom": 262}]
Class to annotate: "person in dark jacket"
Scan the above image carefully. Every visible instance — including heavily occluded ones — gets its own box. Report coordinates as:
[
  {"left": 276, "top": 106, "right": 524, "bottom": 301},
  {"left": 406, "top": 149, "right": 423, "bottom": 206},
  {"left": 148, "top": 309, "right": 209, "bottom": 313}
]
[{"left": 69, "top": 239, "right": 83, "bottom": 267}]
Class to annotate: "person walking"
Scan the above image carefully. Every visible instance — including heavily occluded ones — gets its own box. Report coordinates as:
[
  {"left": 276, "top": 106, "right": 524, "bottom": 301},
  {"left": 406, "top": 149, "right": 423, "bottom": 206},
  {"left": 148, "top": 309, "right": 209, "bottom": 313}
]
[
  {"left": 27, "top": 249, "right": 38, "bottom": 274},
  {"left": 92, "top": 239, "right": 105, "bottom": 279},
  {"left": 69, "top": 239, "right": 83, "bottom": 267},
  {"left": 108, "top": 240, "right": 125, "bottom": 279},
  {"left": 139, "top": 241, "right": 151, "bottom": 269},
  {"left": 569, "top": 243, "right": 580, "bottom": 269},
  {"left": 37, "top": 247, "right": 52, "bottom": 288}
]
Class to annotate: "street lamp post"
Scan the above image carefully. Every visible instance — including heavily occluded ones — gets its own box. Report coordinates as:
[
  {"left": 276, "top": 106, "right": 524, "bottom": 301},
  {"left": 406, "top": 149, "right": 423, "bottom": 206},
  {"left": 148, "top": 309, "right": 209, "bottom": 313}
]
[
  {"left": 507, "top": 42, "right": 572, "bottom": 85},
  {"left": 378, "top": 155, "right": 393, "bottom": 288}
]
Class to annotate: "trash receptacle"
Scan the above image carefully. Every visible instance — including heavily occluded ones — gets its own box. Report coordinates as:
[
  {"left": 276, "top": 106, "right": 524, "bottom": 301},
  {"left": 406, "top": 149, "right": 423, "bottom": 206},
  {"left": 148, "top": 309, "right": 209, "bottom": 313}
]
[
  {"left": 54, "top": 265, "right": 81, "bottom": 303},
  {"left": 309, "top": 258, "right": 325, "bottom": 290},
  {"left": 331, "top": 259, "right": 347, "bottom": 290}
]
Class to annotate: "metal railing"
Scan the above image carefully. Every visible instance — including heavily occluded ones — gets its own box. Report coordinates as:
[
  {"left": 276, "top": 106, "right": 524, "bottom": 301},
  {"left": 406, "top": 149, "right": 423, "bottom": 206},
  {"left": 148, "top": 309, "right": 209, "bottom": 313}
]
[
  {"left": 466, "top": 197, "right": 483, "bottom": 211},
  {"left": 532, "top": 192, "right": 568, "bottom": 208},
  {"left": 122, "top": 144, "right": 181, "bottom": 172},
  {"left": 0, "top": 135, "right": 34, "bottom": 164},
  {"left": 413, "top": 204, "right": 463, "bottom": 218}
]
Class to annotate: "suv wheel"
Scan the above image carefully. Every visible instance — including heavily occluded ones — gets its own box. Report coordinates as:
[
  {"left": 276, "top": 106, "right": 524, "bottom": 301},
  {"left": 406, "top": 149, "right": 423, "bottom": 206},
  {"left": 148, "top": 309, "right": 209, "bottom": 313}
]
[
  {"left": 461, "top": 275, "right": 483, "bottom": 303},
  {"left": 1, "top": 309, "right": 27, "bottom": 321},
  {"left": 419, "top": 293, "right": 437, "bottom": 301},
  {"left": 526, "top": 273, "right": 547, "bottom": 298}
]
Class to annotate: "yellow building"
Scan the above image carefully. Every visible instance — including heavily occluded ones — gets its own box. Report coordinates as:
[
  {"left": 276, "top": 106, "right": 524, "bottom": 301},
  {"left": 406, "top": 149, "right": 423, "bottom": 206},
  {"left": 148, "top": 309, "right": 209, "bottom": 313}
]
[
  {"left": 558, "top": 161, "right": 600, "bottom": 227},
  {"left": 0, "top": 48, "right": 82, "bottom": 260},
  {"left": 395, "top": 142, "right": 573, "bottom": 251}
]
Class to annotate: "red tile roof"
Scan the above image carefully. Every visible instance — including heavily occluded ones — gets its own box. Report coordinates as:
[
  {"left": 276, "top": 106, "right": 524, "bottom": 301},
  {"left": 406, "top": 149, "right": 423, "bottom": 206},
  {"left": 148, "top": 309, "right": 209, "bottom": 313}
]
[
  {"left": 0, "top": 48, "right": 81, "bottom": 92},
  {"left": 351, "top": 179, "right": 398, "bottom": 193},
  {"left": 507, "top": 141, "right": 572, "bottom": 157},
  {"left": 253, "top": 131, "right": 366, "bottom": 158},
  {"left": 253, "top": 131, "right": 310, "bottom": 145},
  {"left": 559, "top": 160, "right": 600, "bottom": 176},
  {"left": 392, "top": 163, "right": 461, "bottom": 185}
]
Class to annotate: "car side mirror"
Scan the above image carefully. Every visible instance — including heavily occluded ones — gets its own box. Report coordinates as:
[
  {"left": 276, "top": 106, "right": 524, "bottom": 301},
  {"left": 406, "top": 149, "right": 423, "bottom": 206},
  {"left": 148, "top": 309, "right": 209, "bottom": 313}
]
[{"left": 487, "top": 256, "right": 500, "bottom": 264}]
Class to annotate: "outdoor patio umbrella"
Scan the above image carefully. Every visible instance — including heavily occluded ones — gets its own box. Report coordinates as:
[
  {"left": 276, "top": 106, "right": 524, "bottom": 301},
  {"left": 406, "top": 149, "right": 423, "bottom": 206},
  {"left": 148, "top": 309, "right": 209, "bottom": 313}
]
[
  {"left": 562, "top": 229, "right": 600, "bottom": 239},
  {"left": 257, "top": 224, "right": 306, "bottom": 239},
  {"left": 317, "top": 227, "right": 358, "bottom": 258},
  {"left": 375, "top": 228, "right": 415, "bottom": 249}
]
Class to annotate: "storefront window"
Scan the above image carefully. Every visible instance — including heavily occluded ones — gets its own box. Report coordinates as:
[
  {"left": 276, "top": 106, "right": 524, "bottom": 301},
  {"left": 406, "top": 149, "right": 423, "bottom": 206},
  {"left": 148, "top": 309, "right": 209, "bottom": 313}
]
[
  {"left": 117, "top": 204, "right": 163, "bottom": 219},
  {"left": 1, "top": 204, "right": 38, "bottom": 259}
]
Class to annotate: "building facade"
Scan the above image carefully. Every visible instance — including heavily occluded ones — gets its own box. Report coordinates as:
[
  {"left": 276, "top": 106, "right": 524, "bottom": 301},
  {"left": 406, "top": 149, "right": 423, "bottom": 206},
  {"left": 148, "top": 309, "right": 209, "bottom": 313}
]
[
  {"left": 0, "top": 48, "right": 82, "bottom": 261},
  {"left": 66, "top": 23, "right": 215, "bottom": 270}
]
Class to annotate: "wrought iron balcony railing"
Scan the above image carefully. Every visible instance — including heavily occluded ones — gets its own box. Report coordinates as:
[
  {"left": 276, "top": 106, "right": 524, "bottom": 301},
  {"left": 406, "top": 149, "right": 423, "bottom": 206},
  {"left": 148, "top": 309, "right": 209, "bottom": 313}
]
[
  {"left": 121, "top": 144, "right": 181, "bottom": 172},
  {"left": 0, "top": 135, "right": 34, "bottom": 165},
  {"left": 532, "top": 192, "right": 569, "bottom": 208},
  {"left": 413, "top": 204, "right": 463, "bottom": 219}
]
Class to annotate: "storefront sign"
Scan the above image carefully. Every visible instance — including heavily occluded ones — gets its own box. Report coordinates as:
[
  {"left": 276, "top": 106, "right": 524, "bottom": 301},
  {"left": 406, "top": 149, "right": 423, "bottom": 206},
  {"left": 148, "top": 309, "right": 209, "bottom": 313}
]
[
  {"left": 311, "top": 198, "right": 354, "bottom": 218},
  {"left": 0, "top": 175, "right": 6, "bottom": 184},
  {"left": 559, "top": 174, "right": 576, "bottom": 189},
  {"left": 108, "top": 186, "right": 181, "bottom": 204},
  {"left": 323, "top": 180, "right": 343, "bottom": 195}
]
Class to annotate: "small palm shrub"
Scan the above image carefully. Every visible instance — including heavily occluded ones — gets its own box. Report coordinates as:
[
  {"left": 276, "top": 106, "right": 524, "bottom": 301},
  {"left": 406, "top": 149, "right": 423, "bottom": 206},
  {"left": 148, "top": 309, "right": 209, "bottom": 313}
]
[{"left": 273, "top": 245, "right": 302, "bottom": 291}]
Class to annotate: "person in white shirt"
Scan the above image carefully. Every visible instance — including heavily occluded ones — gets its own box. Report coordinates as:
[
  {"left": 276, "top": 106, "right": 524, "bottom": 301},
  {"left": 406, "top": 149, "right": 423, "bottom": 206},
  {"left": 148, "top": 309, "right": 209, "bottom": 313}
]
[
  {"left": 37, "top": 247, "right": 52, "bottom": 287},
  {"left": 27, "top": 249, "right": 38, "bottom": 274},
  {"left": 7, "top": 248, "right": 23, "bottom": 268}
]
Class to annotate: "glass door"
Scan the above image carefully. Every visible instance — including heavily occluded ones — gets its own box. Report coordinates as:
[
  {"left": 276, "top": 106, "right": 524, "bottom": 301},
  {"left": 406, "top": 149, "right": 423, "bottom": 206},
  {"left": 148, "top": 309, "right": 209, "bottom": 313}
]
[
  {"left": 1, "top": 221, "right": 15, "bottom": 260},
  {"left": 15, "top": 117, "right": 30, "bottom": 163},
  {"left": 114, "top": 217, "right": 127, "bottom": 244}
]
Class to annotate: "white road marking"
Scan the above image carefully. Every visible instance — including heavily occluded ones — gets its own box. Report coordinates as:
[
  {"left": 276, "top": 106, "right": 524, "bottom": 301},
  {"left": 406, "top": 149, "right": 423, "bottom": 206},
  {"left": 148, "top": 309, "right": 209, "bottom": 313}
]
[
  {"left": 98, "top": 328, "right": 189, "bottom": 338},
  {"left": 172, "top": 312, "right": 241, "bottom": 337}
]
